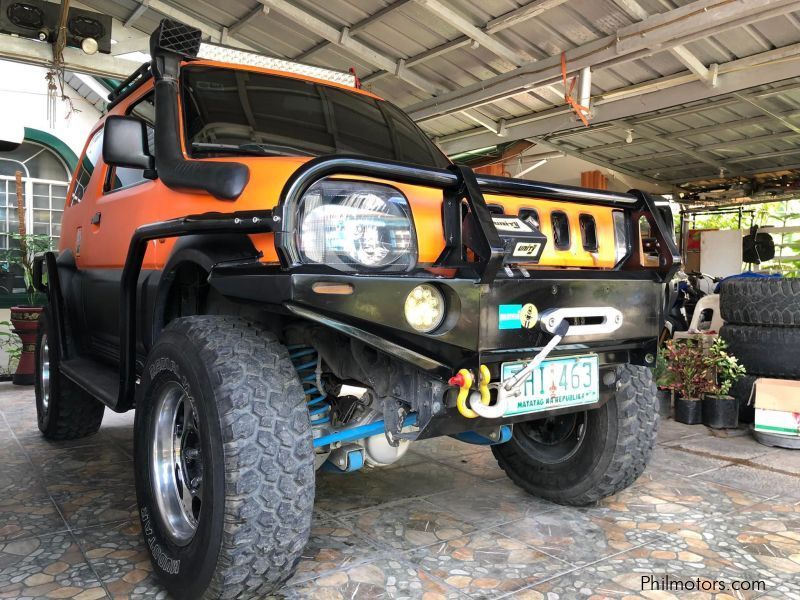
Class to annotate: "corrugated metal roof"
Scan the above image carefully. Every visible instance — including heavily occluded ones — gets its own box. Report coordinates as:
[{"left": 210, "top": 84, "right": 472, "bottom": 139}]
[
  {"left": 544, "top": 77, "right": 800, "bottom": 189},
  {"left": 70, "top": 0, "right": 800, "bottom": 191}
]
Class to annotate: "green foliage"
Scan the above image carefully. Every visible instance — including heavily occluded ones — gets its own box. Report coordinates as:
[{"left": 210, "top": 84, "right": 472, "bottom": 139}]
[
  {"left": 0, "top": 320, "right": 21, "bottom": 376},
  {"left": 653, "top": 350, "right": 673, "bottom": 389},
  {"left": 663, "top": 338, "right": 713, "bottom": 400},
  {"left": 689, "top": 199, "right": 800, "bottom": 276},
  {"left": 0, "top": 233, "right": 52, "bottom": 306},
  {"left": 704, "top": 337, "right": 746, "bottom": 397}
]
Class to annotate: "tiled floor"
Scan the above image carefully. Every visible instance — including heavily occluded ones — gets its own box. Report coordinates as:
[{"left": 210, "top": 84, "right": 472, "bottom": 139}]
[{"left": 1, "top": 381, "right": 799, "bottom": 599}]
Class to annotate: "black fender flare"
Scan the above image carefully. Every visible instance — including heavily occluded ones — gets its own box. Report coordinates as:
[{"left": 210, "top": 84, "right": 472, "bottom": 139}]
[{"left": 150, "top": 233, "right": 260, "bottom": 342}]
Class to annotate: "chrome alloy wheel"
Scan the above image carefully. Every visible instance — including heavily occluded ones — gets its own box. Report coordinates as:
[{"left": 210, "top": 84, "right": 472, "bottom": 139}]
[
  {"left": 150, "top": 381, "right": 204, "bottom": 546},
  {"left": 39, "top": 333, "right": 50, "bottom": 414}
]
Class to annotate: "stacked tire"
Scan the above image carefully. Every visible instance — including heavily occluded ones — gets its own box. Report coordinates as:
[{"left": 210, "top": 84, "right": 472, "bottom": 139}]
[{"left": 720, "top": 278, "right": 800, "bottom": 423}]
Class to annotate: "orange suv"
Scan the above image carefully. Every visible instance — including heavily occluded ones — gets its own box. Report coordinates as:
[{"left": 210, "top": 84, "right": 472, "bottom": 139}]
[{"left": 32, "top": 19, "right": 679, "bottom": 599}]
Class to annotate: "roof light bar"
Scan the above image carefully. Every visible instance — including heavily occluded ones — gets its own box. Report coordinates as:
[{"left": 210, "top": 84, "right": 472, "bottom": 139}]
[{"left": 197, "top": 43, "right": 357, "bottom": 87}]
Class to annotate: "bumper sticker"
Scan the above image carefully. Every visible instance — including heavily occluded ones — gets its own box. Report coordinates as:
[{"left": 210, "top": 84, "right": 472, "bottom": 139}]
[
  {"left": 520, "top": 303, "right": 539, "bottom": 328},
  {"left": 498, "top": 304, "right": 523, "bottom": 329}
]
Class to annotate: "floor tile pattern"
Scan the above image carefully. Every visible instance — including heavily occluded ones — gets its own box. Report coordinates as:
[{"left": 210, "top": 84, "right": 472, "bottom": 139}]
[{"left": 1, "top": 382, "right": 799, "bottom": 599}]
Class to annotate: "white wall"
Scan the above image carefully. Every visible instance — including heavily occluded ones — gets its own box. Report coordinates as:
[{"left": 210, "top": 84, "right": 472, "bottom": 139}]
[
  {"left": 0, "top": 60, "right": 100, "bottom": 371},
  {"left": 0, "top": 59, "right": 102, "bottom": 156},
  {"left": 505, "top": 153, "right": 675, "bottom": 195}
]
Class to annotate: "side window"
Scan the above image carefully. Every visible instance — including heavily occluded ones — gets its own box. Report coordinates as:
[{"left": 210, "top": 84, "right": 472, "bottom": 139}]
[
  {"left": 107, "top": 93, "right": 155, "bottom": 193},
  {"left": 71, "top": 128, "right": 103, "bottom": 204}
]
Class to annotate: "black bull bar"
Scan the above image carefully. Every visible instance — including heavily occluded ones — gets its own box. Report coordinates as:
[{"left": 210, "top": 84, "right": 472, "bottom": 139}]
[{"left": 34, "top": 155, "right": 680, "bottom": 412}]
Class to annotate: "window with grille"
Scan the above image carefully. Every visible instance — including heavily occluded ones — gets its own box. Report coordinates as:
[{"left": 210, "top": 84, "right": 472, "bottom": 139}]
[{"left": 0, "top": 141, "right": 70, "bottom": 294}]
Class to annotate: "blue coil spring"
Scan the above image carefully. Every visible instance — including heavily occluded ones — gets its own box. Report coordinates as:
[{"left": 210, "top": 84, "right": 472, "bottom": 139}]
[{"left": 288, "top": 345, "right": 331, "bottom": 427}]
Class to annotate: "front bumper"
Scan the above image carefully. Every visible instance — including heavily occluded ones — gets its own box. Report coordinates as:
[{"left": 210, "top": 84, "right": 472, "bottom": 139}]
[
  {"left": 210, "top": 267, "right": 663, "bottom": 437},
  {"left": 209, "top": 267, "right": 664, "bottom": 376}
]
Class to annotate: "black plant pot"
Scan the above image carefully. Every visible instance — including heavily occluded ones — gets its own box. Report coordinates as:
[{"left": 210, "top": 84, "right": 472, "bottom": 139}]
[
  {"left": 657, "top": 388, "right": 672, "bottom": 418},
  {"left": 674, "top": 396, "right": 703, "bottom": 425},
  {"left": 702, "top": 394, "right": 739, "bottom": 429}
]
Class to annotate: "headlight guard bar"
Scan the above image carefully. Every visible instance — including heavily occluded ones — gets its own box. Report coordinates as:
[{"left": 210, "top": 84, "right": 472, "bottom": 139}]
[{"left": 275, "top": 154, "right": 680, "bottom": 285}]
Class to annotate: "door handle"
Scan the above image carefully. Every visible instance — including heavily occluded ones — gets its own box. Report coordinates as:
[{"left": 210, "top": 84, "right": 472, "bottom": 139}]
[{"left": 91, "top": 211, "right": 101, "bottom": 225}]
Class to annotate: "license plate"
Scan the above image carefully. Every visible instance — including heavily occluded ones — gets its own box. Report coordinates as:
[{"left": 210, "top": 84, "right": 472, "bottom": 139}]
[{"left": 501, "top": 355, "right": 599, "bottom": 417}]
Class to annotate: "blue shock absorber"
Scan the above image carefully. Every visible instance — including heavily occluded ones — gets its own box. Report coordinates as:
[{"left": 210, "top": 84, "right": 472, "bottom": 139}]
[{"left": 288, "top": 345, "right": 331, "bottom": 428}]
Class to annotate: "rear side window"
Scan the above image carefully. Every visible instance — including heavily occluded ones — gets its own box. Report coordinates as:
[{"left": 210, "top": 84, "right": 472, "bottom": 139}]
[
  {"left": 107, "top": 93, "right": 155, "bottom": 192},
  {"left": 71, "top": 128, "right": 103, "bottom": 204}
]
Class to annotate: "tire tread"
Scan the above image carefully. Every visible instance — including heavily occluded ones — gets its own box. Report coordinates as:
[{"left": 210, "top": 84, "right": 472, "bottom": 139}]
[
  {"left": 35, "top": 308, "right": 104, "bottom": 440},
  {"left": 492, "top": 364, "right": 658, "bottom": 506},
  {"left": 720, "top": 278, "right": 800, "bottom": 327},
  {"left": 158, "top": 316, "right": 313, "bottom": 599},
  {"left": 720, "top": 323, "right": 800, "bottom": 379}
]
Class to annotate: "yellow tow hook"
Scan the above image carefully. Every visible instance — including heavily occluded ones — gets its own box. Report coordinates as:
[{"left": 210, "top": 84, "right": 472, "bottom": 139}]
[
  {"left": 478, "top": 365, "right": 491, "bottom": 406},
  {"left": 449, "top": 369, "right": 477, "bottom": 418},
  {"left": 470, "top": 364, "right": 508, "bottom": 419},
  {"left": 450, "top": 366, "right": 492, "bottom": 419}
]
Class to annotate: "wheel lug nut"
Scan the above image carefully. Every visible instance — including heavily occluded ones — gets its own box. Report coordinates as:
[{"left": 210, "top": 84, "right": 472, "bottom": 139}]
[
  {"left": 190, "top": 476, "right": 202, "bottom": 488},
  {"left": 185, "top": 448, "right": 199, "bottom": 460}
]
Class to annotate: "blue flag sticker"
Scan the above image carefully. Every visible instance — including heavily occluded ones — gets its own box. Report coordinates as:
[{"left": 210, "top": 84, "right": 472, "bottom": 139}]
[{"left": 498, "top": 304, "right": 523, "bottom": 330}]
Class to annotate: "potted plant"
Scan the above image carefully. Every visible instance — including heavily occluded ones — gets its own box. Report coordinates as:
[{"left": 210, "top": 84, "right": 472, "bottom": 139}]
[
  {"left": 664, "top": 338, "right": 711, "bottom": 425},
  {"left": 2, "top": 232, "right": 51, "bottom": 385},
  {"left": 702, "top": 337, "right": 746, "bottom": 429},
  {"left": 0, "top": 319, "right": 22, "bottom": 381},
  {"left": 1, "top": 171, "right": 51, "bottom": 385},
  {"left": 653, "top": 350, "right": 673, "bottom": 417}
]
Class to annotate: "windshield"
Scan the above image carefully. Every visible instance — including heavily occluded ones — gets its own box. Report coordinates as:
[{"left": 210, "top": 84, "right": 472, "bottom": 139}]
[{"left": 181, "top": 66, "right": 449, "bottom": 168}]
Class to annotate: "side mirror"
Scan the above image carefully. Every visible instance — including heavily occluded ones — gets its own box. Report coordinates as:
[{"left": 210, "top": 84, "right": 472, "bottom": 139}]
[{"left": 103, "top": 115, "right": 154, "bottom": 172}]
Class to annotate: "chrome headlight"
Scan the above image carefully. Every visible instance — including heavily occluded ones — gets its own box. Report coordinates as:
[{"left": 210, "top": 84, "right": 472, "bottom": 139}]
[{"left": 297, "top": 180, "right": 417, "bottom": 272}]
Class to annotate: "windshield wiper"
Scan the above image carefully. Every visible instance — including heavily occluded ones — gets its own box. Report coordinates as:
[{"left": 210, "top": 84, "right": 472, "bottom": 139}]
[{"left": 191, "top": 142, "right": 315, "bottom": 158}]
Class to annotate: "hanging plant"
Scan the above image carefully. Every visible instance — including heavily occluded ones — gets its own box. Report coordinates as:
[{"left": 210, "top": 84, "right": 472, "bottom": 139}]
[{"left": 45, "top": 0, "right": 79, "bottom": 127}]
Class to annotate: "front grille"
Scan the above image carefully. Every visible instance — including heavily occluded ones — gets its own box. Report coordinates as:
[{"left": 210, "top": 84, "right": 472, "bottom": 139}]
[
  {"left": 579, "top": 214, "right": 598, "bottom": 251},
  {"left": 551, "top": 211, "right": 570, "bottom": 249}
]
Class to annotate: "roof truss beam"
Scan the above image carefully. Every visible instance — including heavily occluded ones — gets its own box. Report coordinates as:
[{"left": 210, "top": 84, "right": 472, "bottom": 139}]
[
  {"left": 577, "top": 108, "right": 800, "bottom": 154},
  {"left": 296, "top": 0, "right": 414, "bottom": 61},
  {"left": 0, "top": 33, "right": 142, "bottom": 78},
  {"left": 361, "top": 0, "right": 568, "bottom": 86},
  {"left": 675, "top": 161, "right": 800, "bottom": 184},
  {"left": 611, "top": 0, "right": 649, "bottom": 21},
  {"left": 124, "top": 0, "right": 150, "bottom": 28},
  {"left": 599, "top": 129, "right": 800, "bottom": 165},
  {"left": 228, "top": 4, "right": 270, "bottom": 38},
  {"left": 733, "top": 92, "right": 800, "bottom": 134},
  {"left": 611, "top": 120, "right": 740, "bottom": 176},
  {"left": 413, "top": 0, "right": 525, "bottom": 66},
  {"left": 259, "top": 0, "right": 443, "bottom": 94},
  {"left": 670, "top": 45, "right": 717, "bottom": 86},
  {"left": 407, "top": 0, "right": 798, "bottom": 122},
  {"left": 436, "top": 43, "right": 800, "bottom": 155}
]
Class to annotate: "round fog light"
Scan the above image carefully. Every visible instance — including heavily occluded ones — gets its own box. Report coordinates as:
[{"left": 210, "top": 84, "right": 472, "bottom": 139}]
[{"left": 404, "top": 284, "right": 445, "bottom": 333}]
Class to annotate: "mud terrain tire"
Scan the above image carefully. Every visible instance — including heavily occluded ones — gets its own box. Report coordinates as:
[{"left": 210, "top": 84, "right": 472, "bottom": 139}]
[
  {"left": 720, "top": 278, "right": 800, "bottom": 327},
  {"left": 720, "top": 324, "right": 800, "bottom": 379},
  {"left": 134, "top": 316, "right": 314, "bottom": 599},
  {"left": 35, "top": 307, "right": 104, "bottom": 440},
  {"left": 492, "top": 364, "right": 658, "bottom": 506}
]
